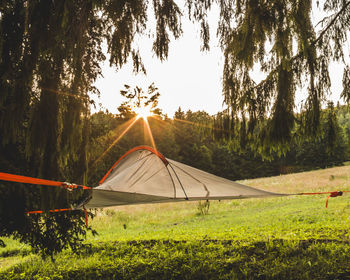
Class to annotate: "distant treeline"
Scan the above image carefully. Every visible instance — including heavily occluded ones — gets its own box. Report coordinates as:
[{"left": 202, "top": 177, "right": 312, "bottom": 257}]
[{"left": 87, "top": 104, "right": 350, "bottom": 186}]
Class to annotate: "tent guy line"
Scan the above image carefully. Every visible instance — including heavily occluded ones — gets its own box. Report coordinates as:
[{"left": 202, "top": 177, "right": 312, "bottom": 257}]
[
  {"left": 0, "top": 172, "right": 91, "bottom": 190},
  {"left": 0, "top": 146, "right": 349, "bottom": 218}
]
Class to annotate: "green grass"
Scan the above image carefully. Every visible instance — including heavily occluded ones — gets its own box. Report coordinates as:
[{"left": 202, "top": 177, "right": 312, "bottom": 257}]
[{"left": 1, "top": 166, "right": 350, "bottom": 279}]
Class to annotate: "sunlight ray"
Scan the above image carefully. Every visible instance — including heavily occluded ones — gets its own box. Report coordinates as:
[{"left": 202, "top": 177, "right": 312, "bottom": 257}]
[
  {"left": 143, "top": 118, "right": 157, "bottom": 150},
  {"left": 173, "top": 118, "right": 213, "bottom": 130},
  {"left": 173, "top": 118, "right": 231, "bottom": 133},
  {"left": 148, "top": 116, "right": 168, "bottom": 127},
  {"left": 90, "top": 117, "right": 139, "bottom": 168}
]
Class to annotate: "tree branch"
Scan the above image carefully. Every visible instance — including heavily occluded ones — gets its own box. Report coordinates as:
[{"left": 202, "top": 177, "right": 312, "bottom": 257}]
[
  {"left": 313, "top": 0, "right": 350, "bottom": 46},
  {"left": 250, "top": 0, "right": 350, "bottom": 95}
]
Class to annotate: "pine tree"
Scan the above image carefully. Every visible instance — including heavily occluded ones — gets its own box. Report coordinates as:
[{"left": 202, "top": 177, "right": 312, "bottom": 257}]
[
  {"left": 219, "top": 0, "right": 350, "bottom": 153},
  {"left": 2, "top": 0, "right": 350, "bottom": 256}
]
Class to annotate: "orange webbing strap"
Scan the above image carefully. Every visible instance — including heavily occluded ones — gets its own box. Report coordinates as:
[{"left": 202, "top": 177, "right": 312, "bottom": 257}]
[
  {"left": 326, "top": 191, "right": 343, "bottom": 208},
  {"left": 26, "top": 207, "right": 89, "bottom": 227},
  {"left": 26, "top": 208, "right": 73, "bottom": 214},
  {"left": 299, "top": 191, "right": 350, "bottom": 208},
  {"left": 0, "top": 172, "right": 91, "bottom": 190}
]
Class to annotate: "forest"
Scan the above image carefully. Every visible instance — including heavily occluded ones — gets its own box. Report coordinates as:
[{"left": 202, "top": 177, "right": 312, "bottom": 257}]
[
  {"left": 1, "top": 81, "right": 350, "bottom": 257},
  {"left": 1, "top": 0, "right": 350, "bottom": 272},
  {"left": 87, "top": 101, "right": 350, "bottom": 187}
]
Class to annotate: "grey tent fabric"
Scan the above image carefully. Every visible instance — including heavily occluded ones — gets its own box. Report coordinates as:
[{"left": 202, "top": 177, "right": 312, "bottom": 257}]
[{"left": 85, "top": 146, "right": 286, "bottom": 208}]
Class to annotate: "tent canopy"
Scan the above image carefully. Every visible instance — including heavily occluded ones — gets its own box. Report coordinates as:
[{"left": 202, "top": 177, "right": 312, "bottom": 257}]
[
  {"left": 85, "top": 146, "right": 285, "bottom": 208},
  {"left": 1, "top": 146, "right": 345, "bottom": 212}
]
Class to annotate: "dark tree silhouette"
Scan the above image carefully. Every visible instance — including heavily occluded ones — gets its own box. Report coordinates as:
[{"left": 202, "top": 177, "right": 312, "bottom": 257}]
[{"left": 1, "top": 0, "right": 350, "bottom": 256}]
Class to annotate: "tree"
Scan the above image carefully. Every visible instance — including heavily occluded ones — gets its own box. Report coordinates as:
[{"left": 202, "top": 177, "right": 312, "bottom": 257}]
[
  {"left": 2, "top": 0, "right": 350, "bottom": 256},
  {"left": 118, "top": 83, "right": 162, "bottom": 118},
  {"left": 219, "top": 0, "right": 350, "bottom": 152},
  {"left": 337, "top": 105, "right": 350, "bottom": 158},
  {"left": 0, "top": 0, "right": 104, "bottom": 257}
]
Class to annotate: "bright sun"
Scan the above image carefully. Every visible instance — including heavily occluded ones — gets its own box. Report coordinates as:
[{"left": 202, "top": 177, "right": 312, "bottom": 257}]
[{"left": 135, "top": 105, "right": 153, "bottom": 120}]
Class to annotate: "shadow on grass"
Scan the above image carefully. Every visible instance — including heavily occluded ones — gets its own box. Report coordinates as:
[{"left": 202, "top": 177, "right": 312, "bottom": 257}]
[
  {"left": 2, "top": 239, "right": 350, "bottom": 279},
  {"left": 0, "top": 248, "right": 31, "bottom": 258}
]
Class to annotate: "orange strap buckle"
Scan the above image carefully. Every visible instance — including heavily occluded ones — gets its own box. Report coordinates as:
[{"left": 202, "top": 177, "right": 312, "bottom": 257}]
[{"left": 326, "top": 191, "right": 343, "bottom": 208}]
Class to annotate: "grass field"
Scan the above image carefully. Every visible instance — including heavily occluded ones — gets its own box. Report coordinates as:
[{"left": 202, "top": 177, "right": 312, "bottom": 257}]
[{"left": 1, "top": 166, "right": 350, "bottom": 279}]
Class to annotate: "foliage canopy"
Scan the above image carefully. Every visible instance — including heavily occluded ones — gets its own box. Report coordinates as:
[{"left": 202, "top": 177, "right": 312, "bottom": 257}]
[
  {"left": 1, "top": 0, "right": 350, "bottom": 256},
  {"left": 2, "top": 0, "right": 350, "bottom": 169}
]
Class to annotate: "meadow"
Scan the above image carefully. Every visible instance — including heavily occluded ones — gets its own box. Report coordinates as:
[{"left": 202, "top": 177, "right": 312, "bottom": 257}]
[{"left": 1, "top": 166, "right": 350, "bottom": 279}]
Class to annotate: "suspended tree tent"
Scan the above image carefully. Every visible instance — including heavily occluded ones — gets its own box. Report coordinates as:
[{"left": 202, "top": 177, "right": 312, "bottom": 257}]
[
  {"left": 0, "top": 146, "right": 346, "bottom": 212},
  {"left": 82, "top": 146, "right": 285, "bottom": 208}
]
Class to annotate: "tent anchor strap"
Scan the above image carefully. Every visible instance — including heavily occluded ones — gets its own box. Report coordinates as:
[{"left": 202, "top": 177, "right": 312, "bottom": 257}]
[
  {"left": 298, "top": 191, "right": 349, "bottom": 208},
  {"left": 0, "top": 172, "right": 91, "bottom": 190},
  {"left": 26, "top": 207, "right": 89, "bottom": 227},
  {"left": 0, "top": 171, "right": 91, "bottom": 227}
]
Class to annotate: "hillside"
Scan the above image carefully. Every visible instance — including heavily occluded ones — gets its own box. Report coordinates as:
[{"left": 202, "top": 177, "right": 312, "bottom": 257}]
[{"left": 1, "top": 165, "right": 350, "bottom": 279}]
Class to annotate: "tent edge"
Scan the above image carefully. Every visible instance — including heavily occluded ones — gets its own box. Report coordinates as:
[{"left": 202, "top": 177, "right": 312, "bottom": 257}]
[{"left": 98, "top": 146, "right": 168, "bottom": 185}]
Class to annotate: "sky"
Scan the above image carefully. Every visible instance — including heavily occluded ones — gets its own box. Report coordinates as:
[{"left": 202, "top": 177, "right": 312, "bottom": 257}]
[
  {"left": 92, "top": 5, "right": 226, "bottom": 117},
  {"left": 92, "top": 2, "right": 346, "bottom": 117}
]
